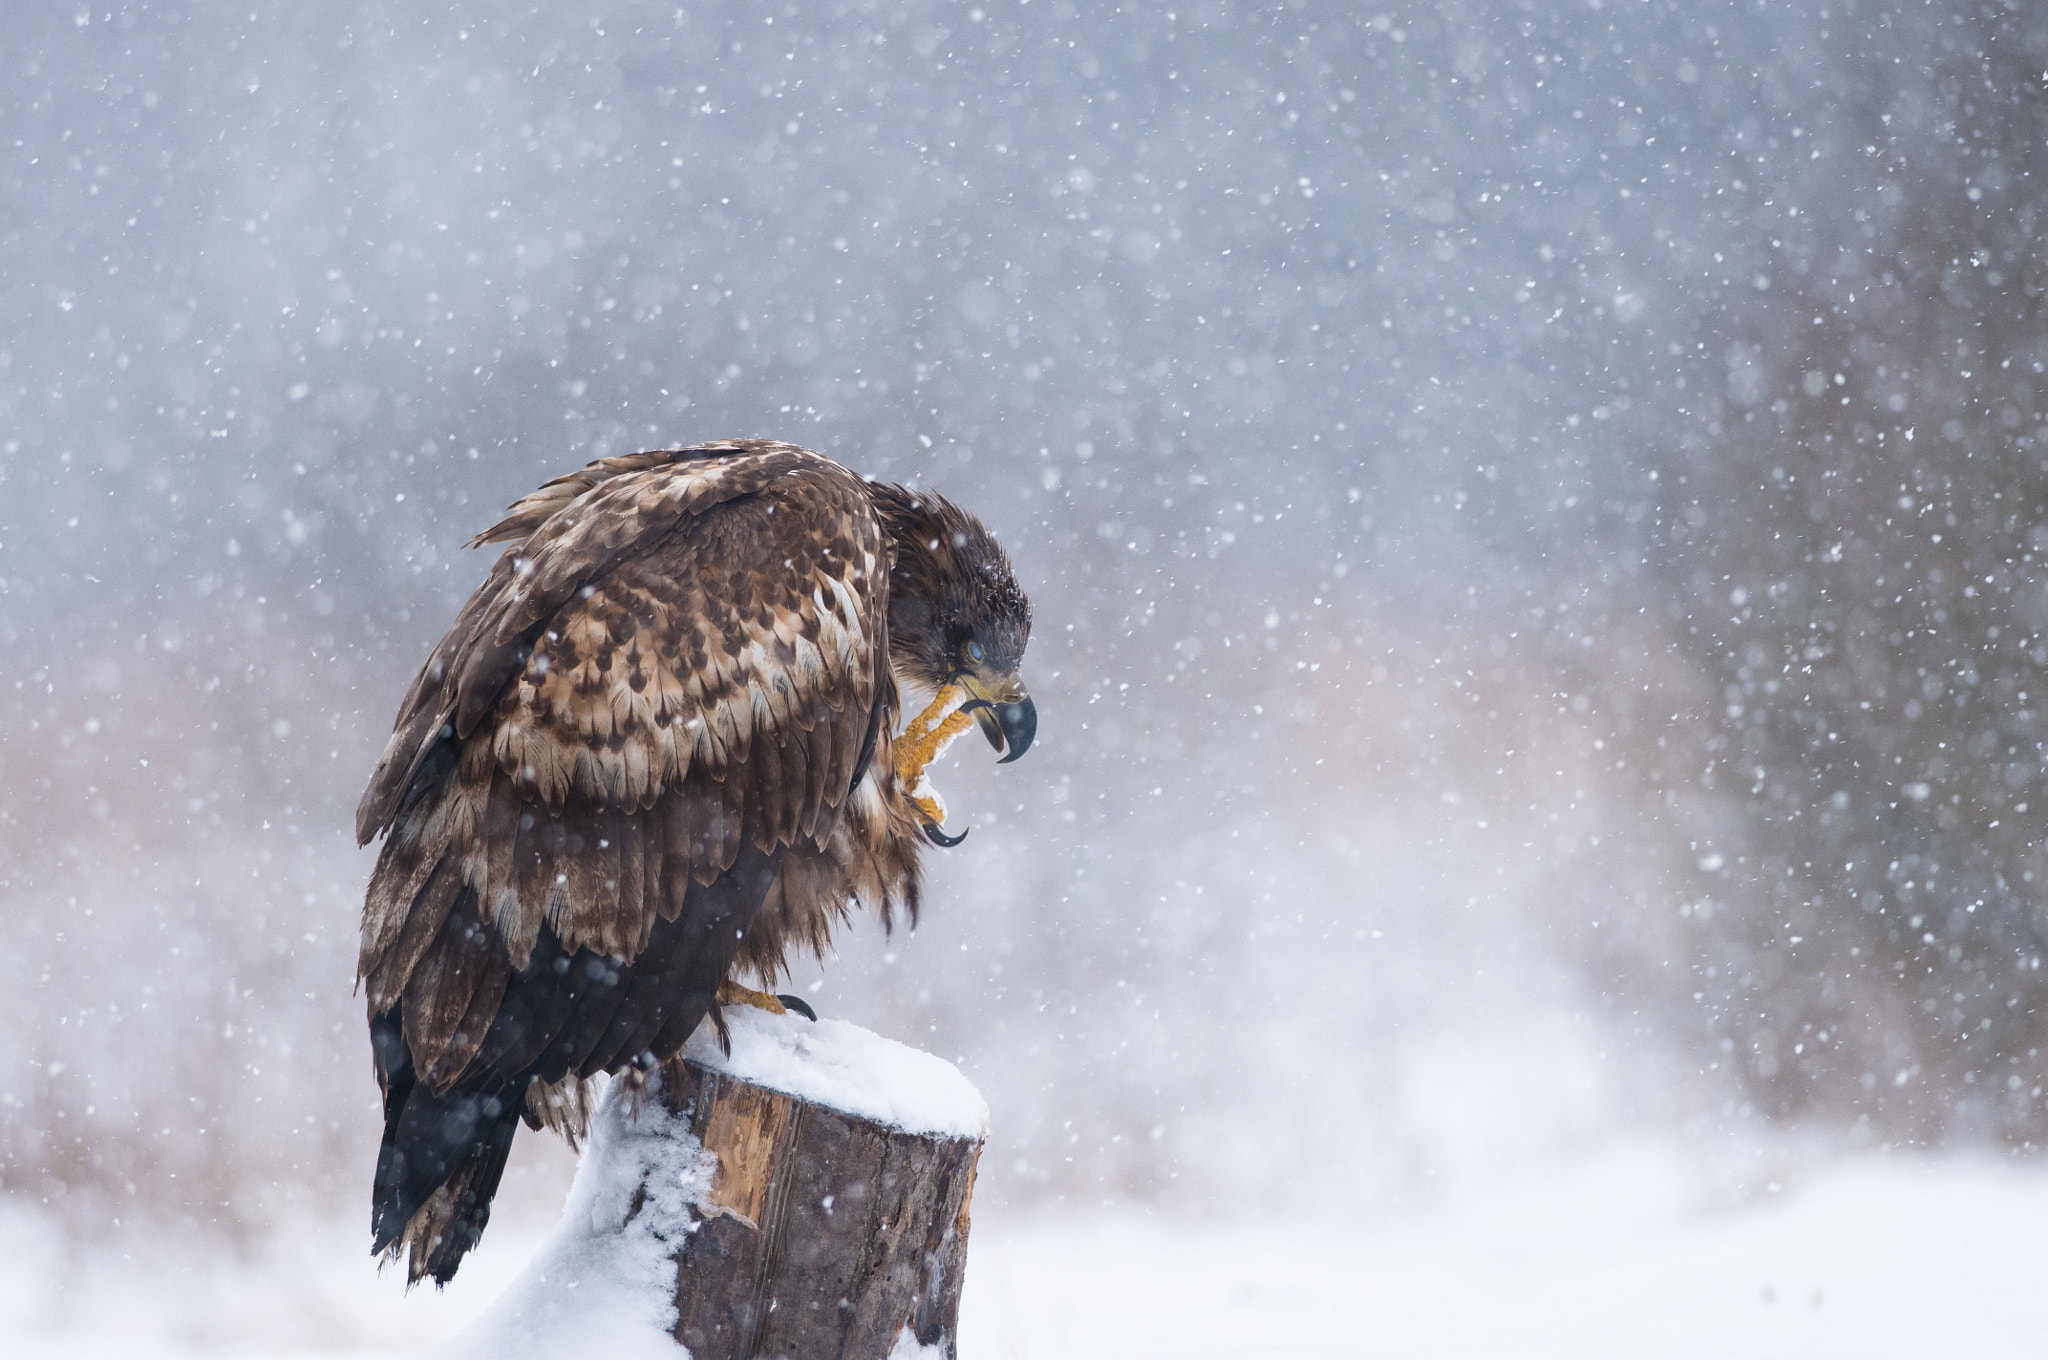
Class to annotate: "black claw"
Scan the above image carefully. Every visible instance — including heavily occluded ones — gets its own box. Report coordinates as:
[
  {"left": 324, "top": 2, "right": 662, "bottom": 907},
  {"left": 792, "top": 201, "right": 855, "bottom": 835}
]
[
  {"left": 776, "top": 994, "right": 819, "bottom": 1022},
  {"left": 922, "top": 820, "right": 970, "bottom": 848}
]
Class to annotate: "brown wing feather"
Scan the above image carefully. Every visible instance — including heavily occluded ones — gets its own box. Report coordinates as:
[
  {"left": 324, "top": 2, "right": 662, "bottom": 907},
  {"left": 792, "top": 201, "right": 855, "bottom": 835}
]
[
  {"left": 363, "top": 853, "right": 463, "bottom": 1015},
  {"left": 399, "top": 887, "right": 500, "bottom": 1084}
]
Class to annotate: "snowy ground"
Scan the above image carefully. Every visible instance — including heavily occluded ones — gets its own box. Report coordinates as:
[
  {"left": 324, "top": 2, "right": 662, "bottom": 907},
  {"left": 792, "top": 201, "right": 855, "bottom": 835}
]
[{"left": 9, "top": 1146, "right": 2048, "bottom": 1359}]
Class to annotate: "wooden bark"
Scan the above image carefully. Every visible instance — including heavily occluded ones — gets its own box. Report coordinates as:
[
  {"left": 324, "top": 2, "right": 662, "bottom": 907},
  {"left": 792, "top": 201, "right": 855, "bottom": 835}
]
[{"left": 652, "top": 1056, "right": 983, "bottom": 1360}]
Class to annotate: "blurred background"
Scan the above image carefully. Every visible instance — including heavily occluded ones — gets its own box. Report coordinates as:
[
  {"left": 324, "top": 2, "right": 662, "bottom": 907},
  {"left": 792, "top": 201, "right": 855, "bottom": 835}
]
[{"left": 5, "top": 0, "right": 2048, "bottom": 1351}]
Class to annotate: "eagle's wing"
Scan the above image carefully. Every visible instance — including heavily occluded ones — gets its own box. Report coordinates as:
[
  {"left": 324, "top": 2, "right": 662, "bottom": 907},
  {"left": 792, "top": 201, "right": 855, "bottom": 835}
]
[
  {"left": 355, "top": 443, "right": 891, "bottom": 1275},
  {"left": 357, "top": 445, "right": 870, "bottom": 841}
]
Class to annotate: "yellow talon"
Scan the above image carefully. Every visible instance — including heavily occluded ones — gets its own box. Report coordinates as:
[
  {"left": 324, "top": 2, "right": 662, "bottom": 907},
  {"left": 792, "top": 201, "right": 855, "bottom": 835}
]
[{"left": 716, "top": 981, "right": 788, "bottom": 1015}]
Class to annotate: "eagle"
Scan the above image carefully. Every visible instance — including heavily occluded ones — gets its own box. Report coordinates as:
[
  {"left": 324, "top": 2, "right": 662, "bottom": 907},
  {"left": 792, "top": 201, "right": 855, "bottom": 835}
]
[{"left": 353, "top": 439, "right": 1035, "bottom": 1285}]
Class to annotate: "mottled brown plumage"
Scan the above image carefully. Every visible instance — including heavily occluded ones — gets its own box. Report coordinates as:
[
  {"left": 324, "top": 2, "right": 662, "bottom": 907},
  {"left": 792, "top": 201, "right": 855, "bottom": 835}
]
[{"left": 355, "top": 440, "right": 1033, "bottom": 1284}]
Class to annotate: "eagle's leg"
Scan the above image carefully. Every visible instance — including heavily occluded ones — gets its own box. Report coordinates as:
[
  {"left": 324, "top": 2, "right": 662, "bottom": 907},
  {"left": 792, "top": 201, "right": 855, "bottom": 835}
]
[{"left": 893, "top": 685, "right": 975, "bottom": 828}]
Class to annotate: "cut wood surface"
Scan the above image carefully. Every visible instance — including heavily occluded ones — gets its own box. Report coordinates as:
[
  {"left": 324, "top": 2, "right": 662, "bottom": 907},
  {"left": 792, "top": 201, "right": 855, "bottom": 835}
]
[{"left": 660, "top": 1054, "right": 983, "bottom": 1360}]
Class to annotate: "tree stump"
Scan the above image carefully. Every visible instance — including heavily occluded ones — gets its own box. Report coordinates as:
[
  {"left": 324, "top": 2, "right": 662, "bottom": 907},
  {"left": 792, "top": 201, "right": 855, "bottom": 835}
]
[
  {"left": 659, "top": 1053, "right": 983, "bottom": 1360},
  {"left": 433, "top": 1009, "right": 986, "bottom": 1360}
]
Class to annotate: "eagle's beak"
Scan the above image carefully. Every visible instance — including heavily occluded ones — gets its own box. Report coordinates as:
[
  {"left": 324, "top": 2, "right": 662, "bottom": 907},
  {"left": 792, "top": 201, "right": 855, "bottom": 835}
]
[
  {"left": 989, "top": 693, "right": 1036, "bottom": 763},
  {"left": 958, "top": 675, "right": 1036, "bottom": 764}
]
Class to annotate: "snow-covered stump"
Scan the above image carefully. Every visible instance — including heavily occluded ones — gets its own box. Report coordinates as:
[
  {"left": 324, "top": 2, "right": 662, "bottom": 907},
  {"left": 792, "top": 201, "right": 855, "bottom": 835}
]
[
  {"left": 664, "top": 1052, "right": 982, "bottom": 1359},
  {"left": 437, "top": 1008, "right": 988, "bottom": 1360}
]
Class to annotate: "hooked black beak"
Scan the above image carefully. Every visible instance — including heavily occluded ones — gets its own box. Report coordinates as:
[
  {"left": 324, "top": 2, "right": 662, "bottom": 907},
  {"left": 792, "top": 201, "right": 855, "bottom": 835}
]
[
  {"left": 993, "top": 693, "right": 1035, "bottom": 763},
  {"left": 962, "top": 690, "right": 1036, "bottom": 763}
]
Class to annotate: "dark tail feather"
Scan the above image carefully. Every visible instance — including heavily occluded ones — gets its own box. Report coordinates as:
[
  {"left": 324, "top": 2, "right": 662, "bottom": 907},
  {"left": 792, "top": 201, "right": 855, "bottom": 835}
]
[{"left": 369, "top": 1009, "right": 525, "bottom": 1286}]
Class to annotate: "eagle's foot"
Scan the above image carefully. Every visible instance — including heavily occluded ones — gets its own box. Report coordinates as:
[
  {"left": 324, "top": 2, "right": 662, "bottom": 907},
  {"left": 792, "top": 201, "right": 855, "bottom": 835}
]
[
  {"left": 717, "top": 981, "right": 789, "bottom": 1015},
  {"left": 713, "top": 981, "right": 818, "bottom": 1022},
  {"left": 896, "top": 686, "right": 976, "bottom": 846},
  {"left": 893, "top": 685, "right": 974, "bottom": 787}
]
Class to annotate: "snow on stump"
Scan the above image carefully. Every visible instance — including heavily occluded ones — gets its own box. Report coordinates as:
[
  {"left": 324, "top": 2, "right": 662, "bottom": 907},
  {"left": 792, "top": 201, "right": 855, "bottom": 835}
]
[{"left": 437, "top": 1006, "right": 988, "bottom": 1360}]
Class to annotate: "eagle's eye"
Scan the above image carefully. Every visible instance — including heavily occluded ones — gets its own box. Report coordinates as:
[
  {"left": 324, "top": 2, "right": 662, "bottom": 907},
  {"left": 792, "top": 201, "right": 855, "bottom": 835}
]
[{"left": 968, "top": 641, "right": 984, "bottom": 662}]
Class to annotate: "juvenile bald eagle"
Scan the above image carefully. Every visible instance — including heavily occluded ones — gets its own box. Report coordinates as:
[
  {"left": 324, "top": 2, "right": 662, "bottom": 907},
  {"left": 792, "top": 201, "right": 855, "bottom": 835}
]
[{"left": 354, "top": 440, "right": 1034, "bottom": 1284}]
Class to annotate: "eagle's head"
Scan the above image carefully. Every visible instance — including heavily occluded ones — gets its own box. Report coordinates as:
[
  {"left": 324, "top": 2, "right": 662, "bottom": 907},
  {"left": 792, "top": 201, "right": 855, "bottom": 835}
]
[{"left": 869, "top": 481, "right": 1036, "bottom": 764}]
